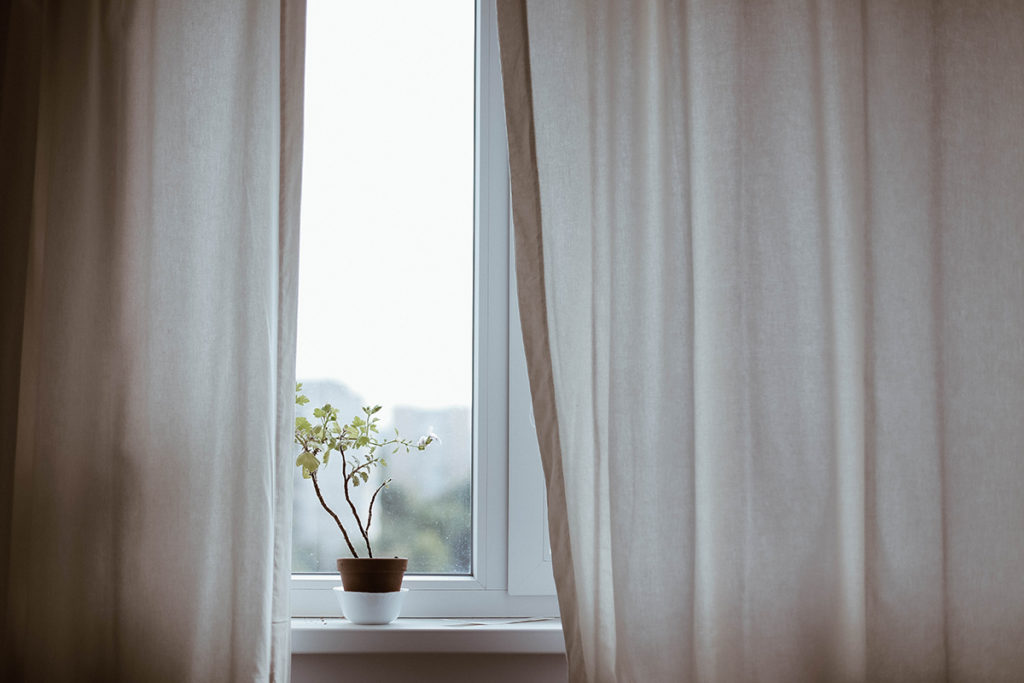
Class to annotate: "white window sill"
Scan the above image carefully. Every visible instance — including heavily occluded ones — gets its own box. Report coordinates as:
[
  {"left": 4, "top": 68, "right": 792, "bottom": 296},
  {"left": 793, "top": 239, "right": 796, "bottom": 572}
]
[{"left": 291, "top": 617, "right": 565, "bottom": 655}]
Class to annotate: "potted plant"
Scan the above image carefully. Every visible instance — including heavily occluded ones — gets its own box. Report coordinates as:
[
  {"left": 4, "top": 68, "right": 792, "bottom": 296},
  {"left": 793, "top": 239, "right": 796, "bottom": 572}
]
[{"left": 293, "top": 383, "right": 438, "bottom": 622}]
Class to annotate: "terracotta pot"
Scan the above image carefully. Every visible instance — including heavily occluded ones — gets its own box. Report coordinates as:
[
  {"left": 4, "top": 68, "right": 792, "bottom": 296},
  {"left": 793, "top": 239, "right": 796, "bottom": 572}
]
[{"left": 337, "top": 557, "right": 408, "bottom": 593}]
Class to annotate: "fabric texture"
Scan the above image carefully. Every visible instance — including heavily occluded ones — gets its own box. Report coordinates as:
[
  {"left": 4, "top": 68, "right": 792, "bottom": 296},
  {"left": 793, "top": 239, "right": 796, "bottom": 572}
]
[
  {"left": 0, "top": 1, "right": 305, "bottom": 680},
  {"left": 498, "top": 1, "right": 1024, "bottom": 681}
]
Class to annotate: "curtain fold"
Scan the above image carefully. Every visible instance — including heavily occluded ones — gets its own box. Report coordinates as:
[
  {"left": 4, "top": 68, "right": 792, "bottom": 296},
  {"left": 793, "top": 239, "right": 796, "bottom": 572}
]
[
  {"left": 1, "top": 1, "right": 305, "bottom": 680},
  {"left": 498, "top": 1, "right": 1024, "bottom": 681}
]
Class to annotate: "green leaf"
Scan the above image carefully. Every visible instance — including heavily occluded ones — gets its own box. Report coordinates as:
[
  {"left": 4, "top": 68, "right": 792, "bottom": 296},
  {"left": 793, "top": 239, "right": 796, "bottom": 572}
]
[
  {"left": 351, "top": 476, "right": 360, "bottom": 488},
  {"left": 301, "top": 467, "right": 311, "bottom": 479},
  {"left": 295, "top": 451, "right": 320, "bottom": 473},
  {"left": 296, "top": 394, "right": 310, "bottom": 406},
  {"left": 322, "top": 451, "right": 330, "bottom": 465},
  {"left": 295, "top": 416, "right": 311, "bottom": 431},
  {"left": 360, "top": 471, "right": 369, "bottom": 483},
  {"left": 313, "top": 407, "right": 324, "bottom": 418},
  {"left": 296, "top": 382, "right": 303, "bottom": 391}
]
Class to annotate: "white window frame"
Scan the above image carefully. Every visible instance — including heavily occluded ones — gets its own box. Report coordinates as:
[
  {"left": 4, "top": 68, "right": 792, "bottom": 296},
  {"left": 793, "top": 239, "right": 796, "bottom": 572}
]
[{"left": 290, "top": 0, "right": 557, "bottom": 619}]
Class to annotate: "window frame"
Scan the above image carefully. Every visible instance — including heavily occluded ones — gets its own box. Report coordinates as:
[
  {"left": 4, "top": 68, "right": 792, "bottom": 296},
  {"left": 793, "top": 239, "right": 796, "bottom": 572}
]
[{"left": 290, "top": 0, "right": 557, "bottom": 619}]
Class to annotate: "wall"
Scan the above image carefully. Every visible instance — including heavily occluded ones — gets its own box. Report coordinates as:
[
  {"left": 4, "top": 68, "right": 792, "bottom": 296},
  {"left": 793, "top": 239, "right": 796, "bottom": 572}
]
[{"left": 293, "top": 653, "right": 568, "bottom": 683}]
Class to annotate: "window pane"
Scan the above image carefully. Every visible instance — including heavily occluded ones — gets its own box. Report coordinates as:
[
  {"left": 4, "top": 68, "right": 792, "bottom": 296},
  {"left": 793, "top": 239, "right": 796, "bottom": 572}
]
[{"left": 294, "top": 0, "right": 474, "bottom": 574}]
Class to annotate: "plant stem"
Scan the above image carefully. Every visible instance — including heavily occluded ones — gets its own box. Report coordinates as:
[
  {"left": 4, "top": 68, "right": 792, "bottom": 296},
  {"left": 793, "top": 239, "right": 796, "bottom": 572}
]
[
  {"left": 311, "top": 470, "right": 359, "bottom": 558},
  {"left": 340, "top": 447, "right": 373, "bottom": 557},
  {"left": 366, "top": 478, "right": 390, "bottom": 536}
]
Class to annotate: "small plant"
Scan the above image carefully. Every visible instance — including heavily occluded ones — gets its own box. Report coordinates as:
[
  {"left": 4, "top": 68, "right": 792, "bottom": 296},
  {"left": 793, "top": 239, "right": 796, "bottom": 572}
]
[{"left": 294, "top": 383, "right": 438, "bottom": 558}]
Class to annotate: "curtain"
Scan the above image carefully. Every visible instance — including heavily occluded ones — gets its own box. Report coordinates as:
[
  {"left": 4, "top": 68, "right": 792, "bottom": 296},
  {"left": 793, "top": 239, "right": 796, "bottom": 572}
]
[
  {"left": 1, "top": 1, "right": 305, "bottom": 680},
  {"left": 498, "top": 1, "right": 1024, "bottom": 681}
]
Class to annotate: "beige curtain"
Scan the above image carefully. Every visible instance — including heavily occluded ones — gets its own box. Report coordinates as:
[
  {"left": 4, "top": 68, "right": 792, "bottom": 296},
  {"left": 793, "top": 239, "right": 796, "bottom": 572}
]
[
  {"left": 499, "top": 1, "right": 1024, "bottom": 681},
  {"left": 0, "top": 1, "right": 305, "bottom": 680}
]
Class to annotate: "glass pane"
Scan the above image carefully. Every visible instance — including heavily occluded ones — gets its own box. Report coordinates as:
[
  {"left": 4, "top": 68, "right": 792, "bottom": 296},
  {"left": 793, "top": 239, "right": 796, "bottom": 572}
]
[{"left": 293, "top": 0, "right": 474, "bottom": 574}]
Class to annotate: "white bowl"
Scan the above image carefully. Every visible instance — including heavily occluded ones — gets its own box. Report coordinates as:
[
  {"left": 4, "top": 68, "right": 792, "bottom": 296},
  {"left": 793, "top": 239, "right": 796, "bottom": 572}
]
[{"left": 333, "top": 587, "right": 408, "bottom": 625}]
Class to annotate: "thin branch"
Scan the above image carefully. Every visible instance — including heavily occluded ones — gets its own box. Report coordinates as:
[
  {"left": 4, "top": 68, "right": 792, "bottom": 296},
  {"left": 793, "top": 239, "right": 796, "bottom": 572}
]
[
  {"left": 340, "top": 447, "right": 372, "bottom": 557},
  {"left": 311, "top": 471, "right": 359, "bottom": 558},
  {"left": 348, "top": 460, "right": 375, "bottom": 480},
  {"left": 366, "top": 478, "right": 391, "bottom": 538}
]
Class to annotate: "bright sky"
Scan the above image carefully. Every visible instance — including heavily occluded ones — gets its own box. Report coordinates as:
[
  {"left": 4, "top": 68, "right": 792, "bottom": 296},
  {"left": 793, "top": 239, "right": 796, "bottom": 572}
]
[{"left": 296, "top": 1, "right": 475, "bottom": 409}]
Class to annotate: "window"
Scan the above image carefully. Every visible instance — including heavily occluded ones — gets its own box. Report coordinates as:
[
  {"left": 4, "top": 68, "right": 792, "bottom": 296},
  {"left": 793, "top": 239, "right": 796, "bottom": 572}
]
[
  {"left": 291, "top": 0, "right": 557, "bottom": 618},
  {"left": 293, "top": 0, "right": 474, "bottom": 578}
]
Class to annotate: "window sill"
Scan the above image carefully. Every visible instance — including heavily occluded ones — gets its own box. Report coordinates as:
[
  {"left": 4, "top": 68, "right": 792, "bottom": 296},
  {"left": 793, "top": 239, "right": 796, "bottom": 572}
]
[{"left": 291, "top": 617, "right": 565, "bottom": 655}]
